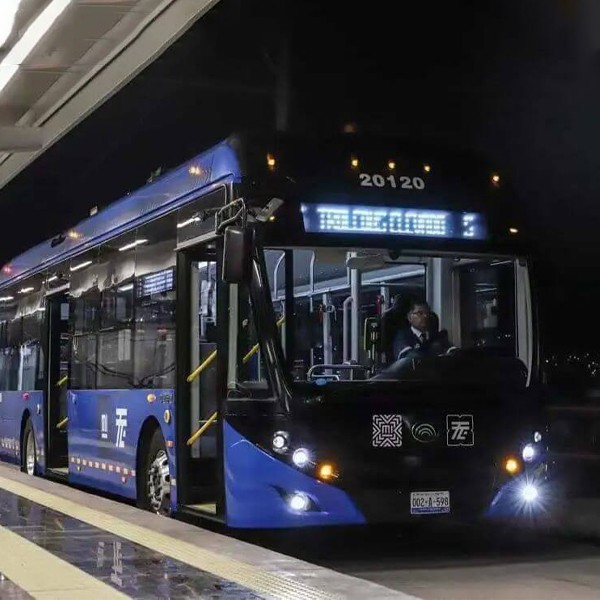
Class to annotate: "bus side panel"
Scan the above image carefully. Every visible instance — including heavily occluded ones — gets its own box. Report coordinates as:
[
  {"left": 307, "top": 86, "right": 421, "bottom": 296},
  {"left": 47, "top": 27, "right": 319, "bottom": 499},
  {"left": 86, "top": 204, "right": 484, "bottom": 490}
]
[
  {"left": 67, "top": 389, "right": 176, "bottom": 501},
  {"left": 0, "top": 392, "right": 45, "bottom": 472},
  {"left": 223, "top": 421, "right": 366, "bottom": 528},
  {"left": 0, "top": 391, "right": 25, "bottom": 465}
]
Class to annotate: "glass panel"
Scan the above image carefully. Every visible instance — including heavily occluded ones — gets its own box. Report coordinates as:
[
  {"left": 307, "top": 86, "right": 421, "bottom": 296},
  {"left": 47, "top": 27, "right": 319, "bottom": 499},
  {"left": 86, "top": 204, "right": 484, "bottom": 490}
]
[
  {"left": 259, "top": 246, "right": 525, "bottom": 384},
  {"left": 190, "top": 259, "right": 218, "bottom": 458},
  {"left": 459, "top": 261, "right": 516, "bottom": 354}
]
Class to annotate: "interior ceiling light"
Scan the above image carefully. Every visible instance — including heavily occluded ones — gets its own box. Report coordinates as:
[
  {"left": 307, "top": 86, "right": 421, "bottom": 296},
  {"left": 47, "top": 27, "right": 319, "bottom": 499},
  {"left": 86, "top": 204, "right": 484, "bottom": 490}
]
[
  {"left": 0, "top": 0, "right": 72, "bottom": 95},
  {"left": 0, "top": 0, "right": 22, "bottom": 48}
]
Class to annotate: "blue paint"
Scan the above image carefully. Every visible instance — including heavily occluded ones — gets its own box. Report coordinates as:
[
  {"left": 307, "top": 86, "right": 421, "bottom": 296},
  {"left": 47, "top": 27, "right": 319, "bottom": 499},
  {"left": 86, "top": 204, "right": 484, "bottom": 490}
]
[
  {"left": 67, "top": 389, "right": 176, "bottom": 503},
  {"left": 223, "top": 421, "right": 365, "bottom": 528}
]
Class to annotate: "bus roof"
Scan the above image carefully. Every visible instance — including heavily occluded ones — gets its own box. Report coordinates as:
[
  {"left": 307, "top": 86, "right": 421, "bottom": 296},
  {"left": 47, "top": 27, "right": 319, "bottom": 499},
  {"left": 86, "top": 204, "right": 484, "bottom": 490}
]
[
  {"left": 0, "top": 137, "right": 242, "bottom": 288},
  {"left": 0, "top": 132, "right": 519, "bottom": 289}
]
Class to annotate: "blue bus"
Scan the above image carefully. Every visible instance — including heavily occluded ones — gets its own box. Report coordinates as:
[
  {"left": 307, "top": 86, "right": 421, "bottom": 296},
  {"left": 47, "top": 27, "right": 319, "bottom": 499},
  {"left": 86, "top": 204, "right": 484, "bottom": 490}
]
[{"left": 0, "top": 133, "right": 548, "bottom": 528}]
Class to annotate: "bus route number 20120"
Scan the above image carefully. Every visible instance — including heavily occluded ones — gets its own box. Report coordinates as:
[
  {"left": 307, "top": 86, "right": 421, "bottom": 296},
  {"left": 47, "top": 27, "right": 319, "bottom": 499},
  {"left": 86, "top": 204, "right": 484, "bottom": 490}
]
[{"left": 359, "top": 173, "right": 426, "bottom": 190}]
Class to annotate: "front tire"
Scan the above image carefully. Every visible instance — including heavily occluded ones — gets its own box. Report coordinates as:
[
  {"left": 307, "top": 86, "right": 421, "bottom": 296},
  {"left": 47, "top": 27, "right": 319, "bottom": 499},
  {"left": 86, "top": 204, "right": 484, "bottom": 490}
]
[
  {"left": 139, "top": 428, "right": 171, "bottom": 515},
  {"left": 22, "top": 419, "right": 36, "bottom": 476}
]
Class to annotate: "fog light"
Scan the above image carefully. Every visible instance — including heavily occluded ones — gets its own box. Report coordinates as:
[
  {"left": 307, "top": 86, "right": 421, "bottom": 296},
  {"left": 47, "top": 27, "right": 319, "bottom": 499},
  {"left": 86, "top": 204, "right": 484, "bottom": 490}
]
[
  {"left": 289, "top": 492, "right": 310, "bottom": 511},
  {"left": 522, "top": 443, "right": 535, "bottom": 462},
  {"left": 272, "top": 431, "right": 289, "bottom": 454},
  {"left": 292, "top": 448, "right": 310, "bottom": 468},
  {"left": 521, "top": 484, "right": 538, "bottom": 502},
  {"left": 504, "top": 456, "right": 521, "bottom": 475}
]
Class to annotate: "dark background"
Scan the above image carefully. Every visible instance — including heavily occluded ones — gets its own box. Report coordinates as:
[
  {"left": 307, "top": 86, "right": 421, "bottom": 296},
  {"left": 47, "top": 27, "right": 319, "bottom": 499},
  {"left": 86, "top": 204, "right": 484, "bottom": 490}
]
[{"left": 1, "top": 0, "right": 599, "bottom": 351}]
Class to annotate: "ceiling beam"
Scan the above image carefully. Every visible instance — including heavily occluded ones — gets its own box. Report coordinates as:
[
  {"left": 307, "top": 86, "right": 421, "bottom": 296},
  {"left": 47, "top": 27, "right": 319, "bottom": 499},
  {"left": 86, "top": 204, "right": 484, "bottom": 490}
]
[
  {"left": 0, "top": 0, "right": 221, "bottom": 190},
  {"left": 0, "top": 127, "right": 43, "bottom": 151}
]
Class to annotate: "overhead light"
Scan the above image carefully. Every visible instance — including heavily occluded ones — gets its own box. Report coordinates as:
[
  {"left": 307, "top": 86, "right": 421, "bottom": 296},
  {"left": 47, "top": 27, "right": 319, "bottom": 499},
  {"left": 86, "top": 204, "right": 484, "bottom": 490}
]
[
  {"left": 509, "top": 227, "right": 519, "bottom": 235},
  {"left": 70, "top": 260, "right": 92, "bottom": 272},
  {"left": 0, "top": 0, "right": 73, "bottom": 95},
  {"left": 18, "top": 287, "right": 34, "bottom": 294},
  {"left": 119, "top": 239, "right": 148, "bottom": 252},
  {"left": 388, "top": 161, "right": 396, "bottom": 170},
  {"left": 177, "top": 217, "right": 200, "bottom": 229},
  {"left": 117, "top": 283, "right": 134, "bottom": 292},
  {"left": 0, "top": 0, "right": 22, "bottom": 48},
  {"left": 423, "top": 164, "right": 431, "bottom": 173},
  {"left": 46, "top": 275, "right": 58, "bottom": 283},
  {"left": 491, "top": 173, "right": 501, "bottom": 184},
  {"left": 266, "top": 153, "right": 276, "bottom": 168},
  {"left": 350, "top": 156, "right": 359, "bottom": 169},
  {"left": 0, "top": 296, "right": 14, "bottom": 302}
]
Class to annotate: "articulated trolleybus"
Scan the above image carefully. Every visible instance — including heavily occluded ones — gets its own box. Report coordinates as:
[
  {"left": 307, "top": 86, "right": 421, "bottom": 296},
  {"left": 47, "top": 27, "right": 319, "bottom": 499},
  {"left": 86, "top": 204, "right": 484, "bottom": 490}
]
[{"left": 0, "top": 133, "right": 547, "bottom": 528}]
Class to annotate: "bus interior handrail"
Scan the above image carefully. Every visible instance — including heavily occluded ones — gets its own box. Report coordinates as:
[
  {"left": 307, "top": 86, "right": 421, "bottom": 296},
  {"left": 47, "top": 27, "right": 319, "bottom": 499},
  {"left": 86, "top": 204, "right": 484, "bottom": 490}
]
[{"left": 187, "top": 411, "right": 218, "bottom": 446}]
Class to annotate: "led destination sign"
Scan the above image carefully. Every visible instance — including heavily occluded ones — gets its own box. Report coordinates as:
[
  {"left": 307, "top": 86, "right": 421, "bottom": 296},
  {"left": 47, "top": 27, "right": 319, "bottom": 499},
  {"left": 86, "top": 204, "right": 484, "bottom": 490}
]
[{"left": 300, "top": 203, "right": 487, "bottom": 240}]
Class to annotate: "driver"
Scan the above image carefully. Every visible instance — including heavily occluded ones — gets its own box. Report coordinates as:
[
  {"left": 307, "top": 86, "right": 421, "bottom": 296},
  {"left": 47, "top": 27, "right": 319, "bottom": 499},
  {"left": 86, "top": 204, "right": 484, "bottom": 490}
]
[{"left": 393, "top": 301, "right": 452, "bottom": 359}]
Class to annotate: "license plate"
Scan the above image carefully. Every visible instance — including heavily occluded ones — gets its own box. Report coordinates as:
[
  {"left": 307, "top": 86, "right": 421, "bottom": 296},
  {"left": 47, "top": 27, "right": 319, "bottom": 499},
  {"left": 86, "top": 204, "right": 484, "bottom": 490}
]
[{"left": 410, "top": 491, "right": 450, "bottom": 515}]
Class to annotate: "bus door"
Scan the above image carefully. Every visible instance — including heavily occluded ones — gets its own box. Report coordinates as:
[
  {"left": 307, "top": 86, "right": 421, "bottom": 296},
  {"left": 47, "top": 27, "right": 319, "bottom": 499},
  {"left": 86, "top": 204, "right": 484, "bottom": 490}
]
[
  {"left": 45, "top": 291, "right": 70, "bottom": 474},
  {"left": 177, "top": 246, "right": 223, "bottom": 517}
]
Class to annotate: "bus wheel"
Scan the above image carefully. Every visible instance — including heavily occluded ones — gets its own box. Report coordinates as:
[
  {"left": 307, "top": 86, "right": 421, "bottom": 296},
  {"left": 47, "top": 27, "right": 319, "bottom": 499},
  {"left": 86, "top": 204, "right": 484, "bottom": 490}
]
[
  {"left": 22, "top": 419, "right": 36, "bottom": 476},
  {"left": 141, "top": 429, "right": 171, "bottom": 515}
]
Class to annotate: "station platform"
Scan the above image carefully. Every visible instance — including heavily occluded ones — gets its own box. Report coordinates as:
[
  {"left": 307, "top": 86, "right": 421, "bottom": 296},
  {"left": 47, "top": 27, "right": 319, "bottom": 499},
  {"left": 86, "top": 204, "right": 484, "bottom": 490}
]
[{"left": 0, "top": 464, "right": 409, "bottom": 599}]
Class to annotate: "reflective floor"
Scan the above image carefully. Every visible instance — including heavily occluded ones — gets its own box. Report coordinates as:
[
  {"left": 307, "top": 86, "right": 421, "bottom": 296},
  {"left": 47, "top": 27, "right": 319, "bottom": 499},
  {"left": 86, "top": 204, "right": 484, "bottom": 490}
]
[
  {"left": 0, "top": 575, "right": 31, "bottom": 599},
  {"left": 0, "top": 488, "right": 260, "bottom": 599}
]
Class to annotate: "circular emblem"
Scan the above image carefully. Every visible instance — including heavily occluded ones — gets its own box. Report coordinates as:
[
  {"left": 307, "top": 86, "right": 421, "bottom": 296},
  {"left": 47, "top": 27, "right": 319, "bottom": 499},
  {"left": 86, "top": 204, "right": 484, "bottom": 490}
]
[{"left": 411, "top": 422, "right": 438, "bottom": 443}]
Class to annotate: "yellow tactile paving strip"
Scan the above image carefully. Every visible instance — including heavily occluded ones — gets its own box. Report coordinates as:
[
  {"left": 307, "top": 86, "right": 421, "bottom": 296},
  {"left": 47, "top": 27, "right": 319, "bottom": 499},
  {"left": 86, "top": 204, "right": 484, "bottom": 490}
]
[
  {"left": 0, "top": 475, "right": 340, "bottom": 600},
  {"left": 0, "top": 523, "right": 128, "bottom": 599}
]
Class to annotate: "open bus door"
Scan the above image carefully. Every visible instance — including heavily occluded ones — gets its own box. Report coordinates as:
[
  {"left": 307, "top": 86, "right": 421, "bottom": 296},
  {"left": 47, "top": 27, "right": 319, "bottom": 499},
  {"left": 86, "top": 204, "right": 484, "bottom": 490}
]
[
  {"left": 45, "top": 290, "right": 70, "bottom": 476},
  {"left": 176, "top": 244, "right": 225, "bottom": 519}
]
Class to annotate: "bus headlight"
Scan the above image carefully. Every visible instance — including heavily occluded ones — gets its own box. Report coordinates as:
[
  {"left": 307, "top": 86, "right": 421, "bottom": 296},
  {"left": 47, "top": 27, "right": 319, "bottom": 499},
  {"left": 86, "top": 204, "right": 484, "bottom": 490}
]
[
  {"left": 272, "top": 431, "right": 289, "bottom": 454},
  {"left": 522, "top": 443, "right": 536, "bottom": 462},
  {"left": 292, "top": 448, "right": 310, "bottom": 468}
]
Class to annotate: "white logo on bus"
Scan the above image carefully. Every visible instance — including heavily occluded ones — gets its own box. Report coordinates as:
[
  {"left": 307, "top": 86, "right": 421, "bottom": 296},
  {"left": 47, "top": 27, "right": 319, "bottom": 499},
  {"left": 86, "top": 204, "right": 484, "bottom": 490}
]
[
  {"left": 115, "top": 408, "right": 128, "bottom": 448},
  {"left": 446, "top": 414, "right": 474, "bottom": 446}
]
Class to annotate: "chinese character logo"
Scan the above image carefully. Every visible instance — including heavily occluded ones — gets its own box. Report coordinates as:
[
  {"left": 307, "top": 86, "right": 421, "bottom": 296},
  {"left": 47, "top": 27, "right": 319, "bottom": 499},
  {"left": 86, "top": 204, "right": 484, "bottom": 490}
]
[
  {"left": 115, "top": 408, "right": 128, "bottom": 448},
  {"left": 446, "top": 414, "right": 474, "bottom": 446},
  {"left": 100, "top": 414, "right": 108, "bottom": 440},
  {"left": 372, "top": 414, "right": 403, "bottom": 447}
]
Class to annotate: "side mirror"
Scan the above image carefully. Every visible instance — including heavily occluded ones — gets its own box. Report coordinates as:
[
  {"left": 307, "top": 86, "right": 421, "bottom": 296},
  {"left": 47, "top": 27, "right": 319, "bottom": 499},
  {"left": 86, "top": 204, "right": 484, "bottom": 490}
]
[{"left": 222, "top": 226, "right": 252, "bottom": 284}]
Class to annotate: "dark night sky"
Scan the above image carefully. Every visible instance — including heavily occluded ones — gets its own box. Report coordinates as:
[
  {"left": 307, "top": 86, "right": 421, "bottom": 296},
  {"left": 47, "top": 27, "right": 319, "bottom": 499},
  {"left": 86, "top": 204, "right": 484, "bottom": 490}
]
[{"left": 1, "top": 0, "right": 599, "bottom": 347}]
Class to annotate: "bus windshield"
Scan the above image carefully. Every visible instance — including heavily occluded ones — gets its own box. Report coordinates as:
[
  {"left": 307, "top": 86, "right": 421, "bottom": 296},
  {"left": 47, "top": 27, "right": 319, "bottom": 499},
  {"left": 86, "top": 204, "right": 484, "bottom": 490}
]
[{"left": 257, "top": 247, "right": 532, "bottom": 385}]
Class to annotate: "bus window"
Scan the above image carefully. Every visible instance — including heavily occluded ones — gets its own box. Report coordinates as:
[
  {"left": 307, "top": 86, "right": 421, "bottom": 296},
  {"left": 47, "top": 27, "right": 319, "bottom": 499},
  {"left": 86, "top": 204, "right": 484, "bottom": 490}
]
[
  {"left": 260, "top": 247, "right": 529, "bottom": 382},
  {"left": 458, "top": 260, "right": 516, "bottom": 355}
]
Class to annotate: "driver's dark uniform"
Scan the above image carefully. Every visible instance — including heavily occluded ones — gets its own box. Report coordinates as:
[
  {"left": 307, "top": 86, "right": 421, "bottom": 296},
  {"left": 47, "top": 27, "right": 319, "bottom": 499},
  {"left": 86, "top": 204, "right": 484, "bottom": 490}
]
[{"left": 393, "top": 327, "right": 452, "bottom": 359}]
